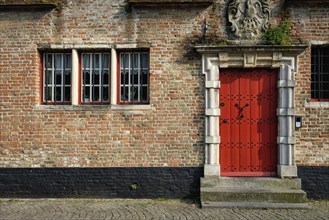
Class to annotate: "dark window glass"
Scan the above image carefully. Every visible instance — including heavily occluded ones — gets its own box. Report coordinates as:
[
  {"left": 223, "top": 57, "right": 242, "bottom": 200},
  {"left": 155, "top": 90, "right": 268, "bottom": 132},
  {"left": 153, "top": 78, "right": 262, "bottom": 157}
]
[
  {"left": 81, "top": 53, "right": 110, "bottom": 103},
  {"left": 311, "top": 46, "right": 329, "bottom": 101},
  {"left": 119, "top": 51, "right": 149, "bottom": 104},
  {"left": 43, "top": 52, "right": 72, "bottom": 104}
]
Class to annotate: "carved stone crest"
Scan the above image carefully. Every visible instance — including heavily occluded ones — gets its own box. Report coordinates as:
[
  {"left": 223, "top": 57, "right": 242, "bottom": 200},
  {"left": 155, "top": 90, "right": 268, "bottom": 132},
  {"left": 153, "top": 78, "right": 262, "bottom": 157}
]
[{"left": 228, "top": 0, "right": 270, "bottom": 39}]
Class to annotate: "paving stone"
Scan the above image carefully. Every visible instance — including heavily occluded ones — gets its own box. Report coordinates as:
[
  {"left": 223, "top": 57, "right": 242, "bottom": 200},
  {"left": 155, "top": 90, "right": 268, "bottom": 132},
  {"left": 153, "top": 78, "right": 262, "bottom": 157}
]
[{"left": 0, "top": 199, "right": 328, "bottom": 220}]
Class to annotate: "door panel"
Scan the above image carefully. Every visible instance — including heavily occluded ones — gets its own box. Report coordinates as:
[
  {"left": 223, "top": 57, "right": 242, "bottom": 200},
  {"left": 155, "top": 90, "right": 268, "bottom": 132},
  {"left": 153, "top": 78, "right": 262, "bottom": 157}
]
[{"left": 220, "top": 69, "right": 278, "bottom": 176}]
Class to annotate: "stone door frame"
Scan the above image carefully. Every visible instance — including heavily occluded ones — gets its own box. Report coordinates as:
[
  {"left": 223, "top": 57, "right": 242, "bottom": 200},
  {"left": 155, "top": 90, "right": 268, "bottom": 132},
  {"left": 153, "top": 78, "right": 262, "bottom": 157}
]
[{"left": 196, "top": 45, "right": 307, "bottom": 178}]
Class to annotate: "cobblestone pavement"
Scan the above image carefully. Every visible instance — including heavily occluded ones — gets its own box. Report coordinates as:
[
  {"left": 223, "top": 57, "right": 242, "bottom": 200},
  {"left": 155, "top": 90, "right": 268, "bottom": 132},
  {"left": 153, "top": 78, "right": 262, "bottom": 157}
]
[{"left": 0, "top": 199, "right": 328, "bottom": 220}]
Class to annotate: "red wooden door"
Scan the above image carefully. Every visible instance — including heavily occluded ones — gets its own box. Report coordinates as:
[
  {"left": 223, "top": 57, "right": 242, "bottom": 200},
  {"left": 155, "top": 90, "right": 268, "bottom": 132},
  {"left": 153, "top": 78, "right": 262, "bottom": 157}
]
[{"left": 220, "top": 69, "right": 278, "bottom": 176}]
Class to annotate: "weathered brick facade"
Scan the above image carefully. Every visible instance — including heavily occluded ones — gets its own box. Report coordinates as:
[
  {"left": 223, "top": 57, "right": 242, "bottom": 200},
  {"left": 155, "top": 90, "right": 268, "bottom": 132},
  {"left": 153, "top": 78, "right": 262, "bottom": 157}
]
[
  {"left": 0, "top": 0, "right": 328, "bottom": 199},
  {"left": 289, "top": 1, "right": 329, "bottom": 166}
]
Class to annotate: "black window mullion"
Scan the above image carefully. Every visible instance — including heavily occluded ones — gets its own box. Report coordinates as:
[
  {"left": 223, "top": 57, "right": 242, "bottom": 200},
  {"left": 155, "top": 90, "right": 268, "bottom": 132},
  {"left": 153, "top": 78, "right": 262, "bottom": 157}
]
[{"left": 312, "top": 47, "right": 329, "bottom": 101}]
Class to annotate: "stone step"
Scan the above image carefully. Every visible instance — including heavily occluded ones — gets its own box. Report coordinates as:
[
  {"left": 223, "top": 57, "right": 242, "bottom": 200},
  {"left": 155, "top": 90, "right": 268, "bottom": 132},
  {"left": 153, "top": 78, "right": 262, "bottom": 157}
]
[
  {"left": 201, "top": 177, "right": 302, "bottom": 190},
  {"left": 201, "top": 187, "right": 307, "bottom": 205},
  {"left": 202, "top": 201, "right": 309, "bottom": 209}
]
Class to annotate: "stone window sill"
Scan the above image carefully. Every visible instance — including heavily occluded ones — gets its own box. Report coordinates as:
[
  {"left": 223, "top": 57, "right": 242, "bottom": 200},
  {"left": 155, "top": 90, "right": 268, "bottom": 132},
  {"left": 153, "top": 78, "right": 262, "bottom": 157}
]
[
  {"left": 34, "top": 104, "right": 153, "bottom": 111},
  {"left": 304, "top": 101, "right": 329, "bottom": 108}
]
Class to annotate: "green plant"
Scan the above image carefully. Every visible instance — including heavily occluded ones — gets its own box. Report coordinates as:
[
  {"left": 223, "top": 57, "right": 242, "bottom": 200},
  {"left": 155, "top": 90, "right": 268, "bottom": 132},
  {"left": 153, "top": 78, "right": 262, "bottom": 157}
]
[
  {"left": 262, "top": 20, "right": 292, "bottom": 46},
  {"left": 130, "top": 183, "right": 138, "bottom": 190}
]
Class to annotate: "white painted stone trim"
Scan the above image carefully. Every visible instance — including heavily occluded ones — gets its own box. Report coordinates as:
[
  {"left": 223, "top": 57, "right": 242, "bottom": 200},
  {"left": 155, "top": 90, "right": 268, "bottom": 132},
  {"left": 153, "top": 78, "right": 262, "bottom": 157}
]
[
  {"left": 71, "top": 49, "right": 79, "bottom": 105},
  {"left": 205, "top": 81, "right": 220, "bottom": 89},
  {"left": 205, "top": 109, "right": 220, "bottom": 116},
  {"left": 111, "top": 105, "right": 152, "bottom": 110},
  {"left": 34, "top": 104, "right": 152, "bottom": 111},
  {"left": 44, "top": 44, "right": 113, "bottom": 49},
  {"left": 304, "top": 101, "right": 329, "bottom": 108},
  {"left": 202, "top": 55, "right": 221, "bottom": 176},
  {"left": 111, "top": 48, "right": 117, "bottom": 105}
]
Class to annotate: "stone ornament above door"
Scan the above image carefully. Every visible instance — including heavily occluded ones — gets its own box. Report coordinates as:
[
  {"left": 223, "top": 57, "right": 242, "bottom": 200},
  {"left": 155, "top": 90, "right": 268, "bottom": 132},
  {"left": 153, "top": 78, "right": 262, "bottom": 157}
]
[{"left": 228, "top": 0, "right": 271, "bottom": 39}]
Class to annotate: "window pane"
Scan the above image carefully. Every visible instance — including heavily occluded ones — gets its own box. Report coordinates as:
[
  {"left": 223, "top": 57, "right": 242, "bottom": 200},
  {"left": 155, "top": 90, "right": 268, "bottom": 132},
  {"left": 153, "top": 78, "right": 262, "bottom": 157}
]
[
  {"left": 121, "top": 53, "right": 129, "bottom": 68},
  {"left": 102, "top": 86, "right": 109, "bottom": 102},
  {"left": 323, "top": 91, "right": 329, "bottom": 99},
  {"left": 93, "top": 86, "right": 100, "bottom": 102},
  {"left": 142, "top": 53, "right": 149, "bottom": 67},
  {"left": 83, "top": 86, "right": 90, "bottom": 101},
  {"left": 45, "top": 70, "right": 52, "bottom": 84},
  {"left": 102, "top": 54, "right": 109, "bottom": 68},
  {"left": 64, "top": 87, "right": 71, "bottom": 102},
  {"left": 311, "top": 64, "right": 316, "bottom": 74},
  {"left": 323, "top": 73, "right": 329, "bottom": 82},
  {"left": 44, "top": 86, "right": 52, "bottom": 101},
  {"left": 121, "top": 70, "right": 129, "bottom": 85},
  {"left": 94, "top": 54, "right": 100, "bottom": 68},
  {"left": 55, "top": 54, "right": 62, "bottom": 69},
  {"left": 131, "top": 86, "right": 138, "bottom": 101},
  {"left": 55, "top": 87, "right": 62, "bottom": 102},
  {"left": 65, "top": 54, "right": 71, "bottom": 69},
  {"left": 83, "top": 71, "right": 90, "bottom": 84},
  {"left": 65, "top": 71, "right": 71, "bottom": 85},
  {"left": 121, "top": 86, "right": 128, "bottom": 101},
  {"left": 320, "top": 82, "right": 327, "bottom": 91},
  {"left": 46, "top": 54, "right": 52, "bottom": 69},
  {"left": 133, "top": 53, "right": 139, "bottom": 68},
  {"left": 141, "top": 86, "right": 148, "bottom": 102},
  {"left": 83, "top": 54, "right": 90, "bottom": 69},
  {"left": 93, "top": 70, "right": 100, "bottom": 85},
  {"left": 55, "top": 70, "right": 62, "bottom": 85},
  {"left": 142, "top": 71, "right": 148, "bottom": 84},
  {"left": 103, "top": 71, "right": 109, "bottom": 85},
  {"left": 132, "top": 70, "right": 139, "bottom": 84}
]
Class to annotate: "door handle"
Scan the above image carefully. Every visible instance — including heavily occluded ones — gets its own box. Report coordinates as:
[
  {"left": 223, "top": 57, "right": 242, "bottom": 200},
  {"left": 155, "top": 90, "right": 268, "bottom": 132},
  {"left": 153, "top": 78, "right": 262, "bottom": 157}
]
[{"left": 223, "top": 119, "right": 228, "bottom": 123}]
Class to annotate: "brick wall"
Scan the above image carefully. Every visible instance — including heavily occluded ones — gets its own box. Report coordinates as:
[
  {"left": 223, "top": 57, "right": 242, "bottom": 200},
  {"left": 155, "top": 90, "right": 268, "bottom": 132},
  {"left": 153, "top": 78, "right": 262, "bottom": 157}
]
[
  {"left": 288, "top": 1, "right": 329, "bottom": 166},
  {"left": 0, "top": 0, "right": 213, "bottom": 168},
  {"left": 0, "top": 0, "right": 328, "bottom": 169}
]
